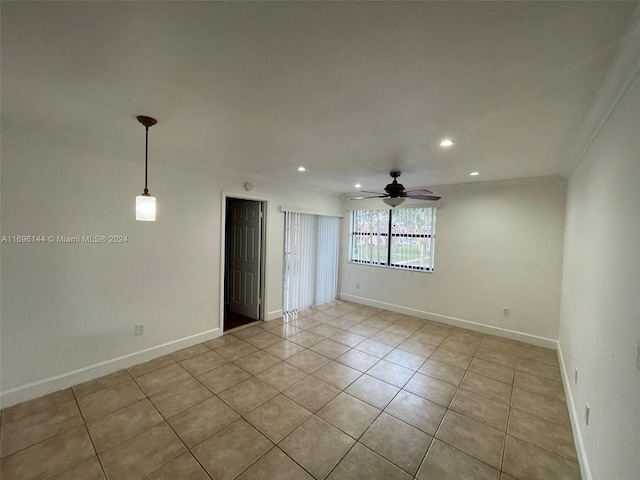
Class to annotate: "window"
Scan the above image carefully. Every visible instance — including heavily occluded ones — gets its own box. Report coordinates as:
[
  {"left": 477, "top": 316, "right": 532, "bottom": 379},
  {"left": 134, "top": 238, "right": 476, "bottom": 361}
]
[{"left": 350, "top": 207, "right": 436, "bottom": 272}]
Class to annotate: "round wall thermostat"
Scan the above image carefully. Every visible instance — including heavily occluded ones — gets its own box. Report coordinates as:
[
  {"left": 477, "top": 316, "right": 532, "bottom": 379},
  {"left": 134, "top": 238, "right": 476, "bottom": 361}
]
[{"left": 244, "top": 182, "right": 253, "bottom": 191}]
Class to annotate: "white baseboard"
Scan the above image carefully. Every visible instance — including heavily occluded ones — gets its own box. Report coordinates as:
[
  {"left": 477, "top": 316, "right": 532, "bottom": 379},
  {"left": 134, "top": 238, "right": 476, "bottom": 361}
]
[
  {"left": 266, "top": 309, "right": 283, "bottom": 321},
  {"left": 339, "top": 293, "right": 557, "bottom": 349},
  {"left": 0, "top": 328, "right": 221, "bottom": 408},
  {"left": 557, "top": 342, "right": 592, "bottom": 480}
]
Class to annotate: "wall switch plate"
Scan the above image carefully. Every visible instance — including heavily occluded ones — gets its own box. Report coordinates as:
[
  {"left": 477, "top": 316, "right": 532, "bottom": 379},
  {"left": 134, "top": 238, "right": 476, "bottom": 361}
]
[
  {"left": 585, "top": 402, "right": 590, "bottom": 426},
  {"left": 356, "top": 282, "right": 360, "bottom": 289},
  {"left": 502, "top": 307, "right": 510, "bottom": 317},
  {"left": 135, "top": 323, "right": 145, "bottom": 336},
  {"left": 574, "top": 367, "right": 579, "bottom": 385}
]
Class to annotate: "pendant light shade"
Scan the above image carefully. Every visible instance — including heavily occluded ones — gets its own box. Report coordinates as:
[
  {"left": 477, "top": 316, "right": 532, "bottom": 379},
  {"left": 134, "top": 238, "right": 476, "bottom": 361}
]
[
  {"left": 135, "top": 115, "right": 157, "bottom": 221},
  {"left": 136, "top": 195, "right": 156, "bottom": 221}
]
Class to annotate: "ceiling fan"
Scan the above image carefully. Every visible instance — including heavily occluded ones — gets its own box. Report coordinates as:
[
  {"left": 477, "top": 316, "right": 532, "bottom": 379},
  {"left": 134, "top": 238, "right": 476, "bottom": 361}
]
[{"left": 351, "top": 171, "right": 441, "bottom": 207}]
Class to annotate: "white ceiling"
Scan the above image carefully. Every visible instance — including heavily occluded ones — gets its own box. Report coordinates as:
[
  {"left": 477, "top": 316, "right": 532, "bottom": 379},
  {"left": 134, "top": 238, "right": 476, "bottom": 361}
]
[{"left": 2, "top": 1, "right": 637, "bottom": 194}]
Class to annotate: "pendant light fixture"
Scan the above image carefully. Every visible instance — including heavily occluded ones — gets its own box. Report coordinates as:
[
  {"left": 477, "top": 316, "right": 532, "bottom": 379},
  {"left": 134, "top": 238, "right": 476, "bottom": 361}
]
[{"left": 135, "top": 115, "right": 157, "bottom": 221}]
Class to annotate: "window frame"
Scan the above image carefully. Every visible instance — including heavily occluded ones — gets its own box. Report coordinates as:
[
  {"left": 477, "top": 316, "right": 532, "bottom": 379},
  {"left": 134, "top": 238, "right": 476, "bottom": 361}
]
[{"left": 349, "top": 206, "right": 436, "bottom": 272}]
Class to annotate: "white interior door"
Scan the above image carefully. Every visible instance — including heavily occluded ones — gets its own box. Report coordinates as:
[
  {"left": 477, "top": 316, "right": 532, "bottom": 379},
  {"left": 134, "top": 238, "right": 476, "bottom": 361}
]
[{"left": 229, "top": 200, "right": 261, "bottom": 319}]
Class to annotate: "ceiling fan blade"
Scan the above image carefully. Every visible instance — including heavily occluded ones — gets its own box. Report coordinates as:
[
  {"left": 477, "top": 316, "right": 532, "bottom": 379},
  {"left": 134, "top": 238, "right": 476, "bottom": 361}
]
[
  {"left": 404, "top": 189, "right": 434, "bottom": 196},
  {"left": 350, "top": 195, "right": 390, "bottom": 200},
  {"left": 400, "top": 194, "right": 441, "bottom": 201},
  {"left": 357, "top": 190, "right": 385, "bottom": 195}
]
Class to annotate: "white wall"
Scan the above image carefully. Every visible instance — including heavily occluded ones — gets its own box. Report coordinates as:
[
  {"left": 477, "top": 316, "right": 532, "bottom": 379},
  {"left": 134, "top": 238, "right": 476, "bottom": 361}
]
[
  {"left": 558, "top": 72, "right": 640, "bottom": 480},
  {"left": 0, "top": 127, "right": 342, "bottom": 406},
  {"left": 340, "top": 176, "right": 566, "bottom": 344}
]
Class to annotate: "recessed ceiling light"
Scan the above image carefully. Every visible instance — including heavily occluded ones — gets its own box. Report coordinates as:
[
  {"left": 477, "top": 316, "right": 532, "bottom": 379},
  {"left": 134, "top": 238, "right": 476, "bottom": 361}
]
[
  {"left": 297, "top": 166, "right": 306, "bottom": 172},
  {"left": 439, "top": 138, "right": 454, "bottom": 148},
  {"left": 470, "top": 171, "right": 480, "bottom": 176},
  {"left": 354, "top": 183, "right": 361, "bottom": 189}
]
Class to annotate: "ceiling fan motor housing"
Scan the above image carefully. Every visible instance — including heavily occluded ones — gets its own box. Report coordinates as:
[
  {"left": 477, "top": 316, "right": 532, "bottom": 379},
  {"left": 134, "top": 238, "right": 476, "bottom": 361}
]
[{"left": 385, "top": 171, "right": 405, "bottom": 197}]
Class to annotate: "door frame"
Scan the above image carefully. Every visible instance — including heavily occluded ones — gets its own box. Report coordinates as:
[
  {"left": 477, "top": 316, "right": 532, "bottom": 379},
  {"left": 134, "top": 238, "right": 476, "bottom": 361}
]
[{"left": 220, "top": 191, "right": 268, "bottom": 329}]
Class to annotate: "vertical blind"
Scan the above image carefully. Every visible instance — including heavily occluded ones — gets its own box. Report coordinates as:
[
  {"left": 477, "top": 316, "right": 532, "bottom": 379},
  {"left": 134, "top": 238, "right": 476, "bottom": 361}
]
[
  {"left": 316, "top": 215, "right": 340, "bottom": 305},
  {"left": 283, "top": 212, "right": 340, "bottom": 313}
]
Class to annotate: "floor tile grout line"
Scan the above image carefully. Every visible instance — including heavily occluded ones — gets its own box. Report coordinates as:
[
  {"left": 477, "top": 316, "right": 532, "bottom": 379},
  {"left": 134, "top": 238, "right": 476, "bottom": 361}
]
[
  {"left": 46, "top": 389, "right": 107, "bottom": 480},
  {"left": 502, "top": 429, "right": 581, "bottom": 466},
  {"left": 127, "top": 356, "right": 178, "bottom": 381},
  {"left": 88, "top": 368, "right": 197, "bottom": 478},
  {"left": 500, "top": 363, "right": 517, "bottom": 475},
  {"left": 158, "top": 398, "right": 225, "bottom": 480},
  {"left": 158, "top": 404, "right": 217, "bottom": 480},
  {"left": 421, "top": 346, "right": 468, "bottom": 472},
  {"left": 413, "top": 434, "right": 436, "bottom": 478},
  {"left": 258, "top": 321, "right": 395, "bottom": 479},
  {"left": 0, "top": 399, "right": 81, "bottom": 461},
  {"left": 425, "top": 395, "right": 501, "bottom": 473},
  {"left": 274, "top": 413, "right": 347, "bottom": 480},
  {"left": 414, "top": 329, "right": 512, "bottom": 477},
  {"left": 85, "top": 355, "right": 221, "bottom": 478},
  {"left": 507, "top": 400, "right": 574, "bottom": 429},
  {"left": 72, "top": 371, "right": 134, "bottom": 401}
]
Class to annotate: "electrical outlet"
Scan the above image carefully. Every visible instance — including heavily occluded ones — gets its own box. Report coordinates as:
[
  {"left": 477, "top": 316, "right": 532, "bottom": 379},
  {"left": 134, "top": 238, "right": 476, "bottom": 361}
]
[
  {"left": 502, "top": 307, "right": 510, "bottom": 317},
  {"left": 356, "top": 282, "right": 360, "bottom": 290},
  {"left": 574, "top": 367, "right": 578, "bottom": 385},
  {"left": 135, "top": 323, "right": 145, "bottom": 336},
  {"left": 585, "top": 403, "right": 590, "bottom": 426}
]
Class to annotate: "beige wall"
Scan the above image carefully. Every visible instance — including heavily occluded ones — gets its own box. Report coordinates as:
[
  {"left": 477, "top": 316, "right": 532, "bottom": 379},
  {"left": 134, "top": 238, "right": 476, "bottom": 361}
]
[
  {"left": 558, "top": 73, "right": 640, "bottom": 480},
  {"left": 340, "top": 176, "right": 567, "bottom": 344},
  {"left": 0, "top": 127, "right": 342, "bottom": 406}
]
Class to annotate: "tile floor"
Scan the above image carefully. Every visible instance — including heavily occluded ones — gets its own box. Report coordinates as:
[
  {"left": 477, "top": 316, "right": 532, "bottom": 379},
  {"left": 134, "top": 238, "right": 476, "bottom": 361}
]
[{"left": 0, "top": 301, "right": 581, "bottom": 480}]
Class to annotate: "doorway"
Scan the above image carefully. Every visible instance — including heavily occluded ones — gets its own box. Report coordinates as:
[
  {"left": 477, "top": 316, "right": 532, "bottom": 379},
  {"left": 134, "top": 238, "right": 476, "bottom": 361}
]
[{"left": 223, "top": 197, "right": 265, "bottom": 331}]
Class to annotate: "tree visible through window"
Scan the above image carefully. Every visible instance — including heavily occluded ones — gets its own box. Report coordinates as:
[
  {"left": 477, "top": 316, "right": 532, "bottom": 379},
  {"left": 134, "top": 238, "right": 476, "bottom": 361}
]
[{"left": 350, "top": 207, "right": 436, "bottom": 271}]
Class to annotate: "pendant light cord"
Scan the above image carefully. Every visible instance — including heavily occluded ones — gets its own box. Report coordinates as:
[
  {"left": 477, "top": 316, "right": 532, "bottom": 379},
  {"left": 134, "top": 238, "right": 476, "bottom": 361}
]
[
  {"left": 143, "top": 126, "right": 149, "bottom": 196},
  {"left": 136, "top": 115, "right": 156, "bottom": 197}
]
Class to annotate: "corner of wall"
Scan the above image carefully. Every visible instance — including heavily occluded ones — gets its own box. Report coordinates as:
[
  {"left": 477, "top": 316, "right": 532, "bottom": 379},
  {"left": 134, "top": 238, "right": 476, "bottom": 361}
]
[
  {"left": 266, "top": 309, "right": 284, "bottom": 321},
  {"left": 557, "top": 342, "right": 592, "bottom": 480}
]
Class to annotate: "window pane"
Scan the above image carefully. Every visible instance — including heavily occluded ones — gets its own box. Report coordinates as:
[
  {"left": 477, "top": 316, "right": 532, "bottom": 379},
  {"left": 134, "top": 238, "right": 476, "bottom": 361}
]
[
  {"left": 389, "top": 207, "right": 434, "bottom": 270},
  {"left": 351, "top": 209, "right": 389, "bottom": 265},
  {"left": 390, "top": 236, "right": 433, "bottom": 269},
  {"left": 352, "top": 209, "right": 389, "bottom": 234},
  {"left": 391, "top": 208, "right": 434, "bottom": 235}
]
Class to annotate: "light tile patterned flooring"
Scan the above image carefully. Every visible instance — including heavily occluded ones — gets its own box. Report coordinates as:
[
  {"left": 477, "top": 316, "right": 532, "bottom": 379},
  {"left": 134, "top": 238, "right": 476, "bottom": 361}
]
[{"left": 0, "top": 301, "right": 580, "bottom": 480}]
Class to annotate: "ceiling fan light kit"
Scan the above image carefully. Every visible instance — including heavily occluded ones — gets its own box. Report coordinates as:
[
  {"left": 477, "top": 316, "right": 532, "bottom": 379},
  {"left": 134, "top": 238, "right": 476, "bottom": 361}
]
[
  {"left": 351, "top": 171, "right": 441, "bottom": 207},
  {"left": 383, "top": 197, "right": 406, "bottom": 207}
]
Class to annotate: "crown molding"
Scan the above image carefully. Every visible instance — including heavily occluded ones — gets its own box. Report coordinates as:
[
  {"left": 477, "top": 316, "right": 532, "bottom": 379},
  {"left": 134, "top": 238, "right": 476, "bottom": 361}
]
[{"left": 566, "top": 5, "right": 640, "bottom": 179}]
